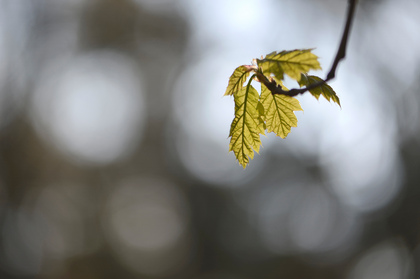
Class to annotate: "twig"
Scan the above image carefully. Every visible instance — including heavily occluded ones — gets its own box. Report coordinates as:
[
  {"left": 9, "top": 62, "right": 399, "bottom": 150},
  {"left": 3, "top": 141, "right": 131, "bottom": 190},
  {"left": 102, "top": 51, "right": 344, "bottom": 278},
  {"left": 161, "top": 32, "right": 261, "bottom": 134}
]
[{"left": 264, "top": 0, "right": 357, "bottom": 97}]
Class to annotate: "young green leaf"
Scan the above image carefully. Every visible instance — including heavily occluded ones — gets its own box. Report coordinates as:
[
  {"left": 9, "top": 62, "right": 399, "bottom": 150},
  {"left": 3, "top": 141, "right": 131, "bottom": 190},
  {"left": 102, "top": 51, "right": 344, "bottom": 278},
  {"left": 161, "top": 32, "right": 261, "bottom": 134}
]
[
  {"left": 229, "top": 78, "right": 265, "bottom": 168},
  {"left": 260, "top": 83, "right": 303, "bottom": 138},
  {"left": 224, "top": 65, "right": 252, "bottom": 96},
  {"left": 299, "top": 74, "right": 341, "bottom": 106},
  {"left": 257, "top": 49, "right": 321, "bottom": 82},
  {"left": 225, "top": 49, "right": 341, "bottom": 168}
]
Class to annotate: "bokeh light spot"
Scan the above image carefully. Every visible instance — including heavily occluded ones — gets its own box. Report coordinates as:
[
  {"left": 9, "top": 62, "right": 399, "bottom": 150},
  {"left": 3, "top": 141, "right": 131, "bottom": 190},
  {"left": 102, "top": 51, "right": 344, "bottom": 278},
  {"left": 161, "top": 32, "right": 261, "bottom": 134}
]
[
  {"left": 103, "top": 177, "right": 192, "bottom": 276},
  {"left": 348, "top": 240, "right": 413, "bottom": 279},
  {"left": 31, "top": 50, "right": 146, "bottom": 165},
  {"left": 255, "top": 179, "right": 360, "bottom": 261}
]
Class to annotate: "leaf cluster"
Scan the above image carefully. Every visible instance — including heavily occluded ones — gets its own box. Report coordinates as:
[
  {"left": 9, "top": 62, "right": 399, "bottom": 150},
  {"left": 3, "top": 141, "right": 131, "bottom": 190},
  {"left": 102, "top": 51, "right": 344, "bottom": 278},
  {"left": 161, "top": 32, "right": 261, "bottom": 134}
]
[{"left": 225, "top": 49, "right": 340, "bottom": 168}]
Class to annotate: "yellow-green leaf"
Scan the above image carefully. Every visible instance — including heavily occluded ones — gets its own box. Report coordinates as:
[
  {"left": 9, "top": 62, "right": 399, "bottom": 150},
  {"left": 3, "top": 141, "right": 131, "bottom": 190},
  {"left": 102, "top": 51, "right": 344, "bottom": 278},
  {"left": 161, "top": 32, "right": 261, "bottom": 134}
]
[
  {"left": 257, "top": 49, "right": 321, "bottom": 82},
  {"left": 224, "top": 65, "right": 252, "bottom": 96},
  {"left": 260, "top": 83, "right": 303, "bottom": 138},
  {"left": 229, "top": 80, "right": 265, "bottom": 168},
  {"left": 299, "top": 74, "right": 340, "bottom": 106}
]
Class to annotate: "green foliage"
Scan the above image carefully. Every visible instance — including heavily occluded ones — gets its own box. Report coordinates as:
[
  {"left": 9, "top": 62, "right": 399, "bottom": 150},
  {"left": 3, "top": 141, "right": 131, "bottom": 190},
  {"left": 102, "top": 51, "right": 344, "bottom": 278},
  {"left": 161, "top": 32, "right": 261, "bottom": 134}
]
[
  {"left": 257, "top": 49, "right": 321, "bottom": 82},
  {"left": 228, "top": 76, "right": 265, "bottom": 168},
  {"left": 224, "top": 65, "right": 252, "bottom": 96},
  {"left": 225, "top": 49, "right": 340, "bottom": 168},
  {"left": 260, "top": 83, "right": 302, "bottom": 139},
  {"left": 299, "top": 74, "right": 341, "bottom": 106}
]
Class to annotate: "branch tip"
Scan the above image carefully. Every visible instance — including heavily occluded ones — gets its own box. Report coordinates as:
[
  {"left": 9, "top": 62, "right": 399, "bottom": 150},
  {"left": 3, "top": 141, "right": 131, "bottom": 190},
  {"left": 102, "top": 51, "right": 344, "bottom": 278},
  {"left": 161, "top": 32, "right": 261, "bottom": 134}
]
[{"left": 263, "top": 0, "right": 357, "bottom": 96}]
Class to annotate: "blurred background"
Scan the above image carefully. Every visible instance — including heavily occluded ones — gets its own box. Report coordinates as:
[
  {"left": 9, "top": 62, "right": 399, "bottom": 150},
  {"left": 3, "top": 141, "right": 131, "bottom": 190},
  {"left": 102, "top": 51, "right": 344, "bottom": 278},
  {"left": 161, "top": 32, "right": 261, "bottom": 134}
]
[{"left": 0, "top": 0, "right": 420, "bottom": 278}]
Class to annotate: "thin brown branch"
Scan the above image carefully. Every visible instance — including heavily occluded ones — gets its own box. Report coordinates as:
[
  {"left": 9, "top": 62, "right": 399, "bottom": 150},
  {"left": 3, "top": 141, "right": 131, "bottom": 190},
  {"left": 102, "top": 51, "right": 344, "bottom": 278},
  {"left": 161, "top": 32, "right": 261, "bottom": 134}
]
[
  {"left": 267, "top": 0, "right": 357, "bottom": 96},
  {"left": 255, "top": 71, "right": 289, "bottom": 95},
  {"left": 326, "top": 0, "right": 357, "bottom": 81}
]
